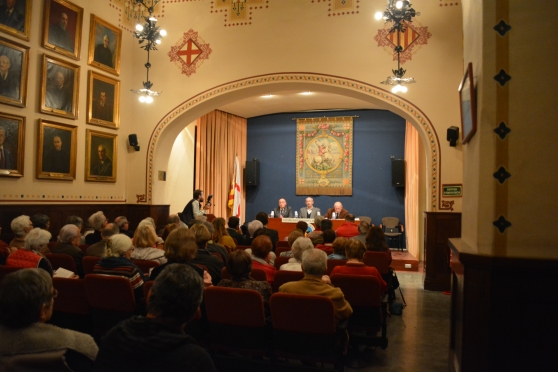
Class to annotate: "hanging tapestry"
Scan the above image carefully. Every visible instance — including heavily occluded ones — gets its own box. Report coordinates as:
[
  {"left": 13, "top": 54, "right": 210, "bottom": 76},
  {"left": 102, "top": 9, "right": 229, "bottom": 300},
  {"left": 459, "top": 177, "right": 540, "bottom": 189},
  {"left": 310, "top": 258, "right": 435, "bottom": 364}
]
[{"left": 296, "top": 117, "right": 353, "bottom": 196}]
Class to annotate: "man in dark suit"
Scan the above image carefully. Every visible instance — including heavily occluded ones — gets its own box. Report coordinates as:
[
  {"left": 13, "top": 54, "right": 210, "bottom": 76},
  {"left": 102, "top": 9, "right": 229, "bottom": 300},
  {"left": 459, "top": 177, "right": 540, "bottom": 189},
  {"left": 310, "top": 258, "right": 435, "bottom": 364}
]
[
  {"left": 0, "top": 55, "right": 19, "bottom": 99},
  {"left": 92, "top": 91, "right": 114, "bottom": 122},
  {"left": 50, "top": 224, "right": 84, "bottom": 277},
  {"left": 48, "top": 12, "right": 73, "bottom": 52},
  {"left": 94, "top": 35, "right": 113, "bottom": 68},
  {"left": 0, "top": 0, "right": 24, "bottom": 32},
  {"left": 324, "top": 201, "right": 349, "bottom": 220},
  {"left": 0, "top": 126, "right": 13, "bottom": 170},
  {"left": 45, "top": 71, "right": 72, "bottom": 112},
  {"left": 43, "top": 135, "right": 70, "bottom": 174},
  {"left": 273, "top": 198, "right": 293, "bottom": 218},
  {"left": 227, "top": 216, "right": 246, "bottom": 245},
  {"left": 255, "top": 212, "right": 278, "bottom": 251},
  {"left": 300, "top": 196, "right": 321, "bottom": 219}
]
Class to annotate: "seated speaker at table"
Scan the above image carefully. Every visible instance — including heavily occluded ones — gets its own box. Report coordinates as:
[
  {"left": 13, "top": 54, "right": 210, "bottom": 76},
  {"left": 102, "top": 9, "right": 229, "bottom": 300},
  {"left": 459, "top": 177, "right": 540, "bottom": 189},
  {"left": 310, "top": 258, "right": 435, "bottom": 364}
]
[
  {"left": 300, "top": 197, "right": 321, "bottom": 219},
  {"left": 324, "top": 201, "right": 348, "bottom": 220}
]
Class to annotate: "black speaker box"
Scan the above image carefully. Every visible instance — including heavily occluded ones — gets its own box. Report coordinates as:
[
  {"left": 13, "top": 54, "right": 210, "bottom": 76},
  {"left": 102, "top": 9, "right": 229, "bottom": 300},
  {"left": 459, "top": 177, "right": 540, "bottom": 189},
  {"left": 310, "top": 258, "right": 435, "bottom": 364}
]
[
  {"left": 391, "top": 159, "right": 405, "bottom": 187},
  {"left": 447, "top": 126, "right": 459, "bottom": 147},
  {"left": 128, "top": 134, "right": 138, "bottom": 147},
  {"left": 245, "top": 159, "right": 260, "bottom": 186}
]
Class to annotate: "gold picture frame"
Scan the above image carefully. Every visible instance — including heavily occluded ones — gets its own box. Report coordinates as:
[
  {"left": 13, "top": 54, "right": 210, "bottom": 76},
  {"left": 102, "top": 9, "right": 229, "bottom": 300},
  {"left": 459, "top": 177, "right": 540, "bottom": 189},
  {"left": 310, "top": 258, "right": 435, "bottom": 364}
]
[
  {"left": 40, "top": 54, "right": 80, "bottom": 120},
  {"left": 0, "top": 36, "right": 28, "bottom": 108},
  {"left": 87, "top": 71, "right": 120, "bottom": 129},
  {"left": 0, "top": 111, "right": 25, "bottom": 177},
  {"left": 36, "top": 119, "right": 77, "bottom": 181},
  {"left": 87, "top": 15, "right": 121, "bottom": 76},
  {"left": 0, "top": 0, "right": 32, "bottom": 41},
  {"left": 42, "top": 0, "right": 84, "bottom": 61},
  {"left": 85, "top": 129, "right": 117, "bottom": 182}
]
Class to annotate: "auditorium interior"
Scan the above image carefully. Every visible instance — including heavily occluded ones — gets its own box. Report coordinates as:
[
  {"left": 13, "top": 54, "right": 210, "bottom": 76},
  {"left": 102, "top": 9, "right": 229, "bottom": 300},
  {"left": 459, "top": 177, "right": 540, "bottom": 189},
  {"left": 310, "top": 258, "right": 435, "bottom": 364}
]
[{"left": 0, "top": 0, "right": 557, "bottom": 370}]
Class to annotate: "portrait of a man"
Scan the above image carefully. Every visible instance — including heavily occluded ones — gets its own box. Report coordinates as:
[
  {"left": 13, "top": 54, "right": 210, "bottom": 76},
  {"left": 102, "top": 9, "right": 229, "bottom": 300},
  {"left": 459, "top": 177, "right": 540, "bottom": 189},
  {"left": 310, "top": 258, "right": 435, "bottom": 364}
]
[
  {"left": 0, "top": 124, "right": 13, "bottom": 169},
  {"left": 42, "top": 128, "right": 70, "bottom": 174},
  {"left": 48, "top": 11, "right": 73, "bottom": 52},
  {"left": 0, "top": 115, "right": 22, "bottom": 175},
  {"left": 0, "top": 0, "right": 24, "bottom": 32},
  {"left": 0, "top": 53, "right": 19, "bottom": 99},
  {"left": 91, "top": 143, "right": 113, "bottom": 177},
  {"left": 88, "top": 16, "right": 121, "bottom": 75},
  {"left": 94, "top": 34, "right": 113, "bottom": 68},
  {"left": 45, "top": 66, "right": 73, "bottom": 112}
]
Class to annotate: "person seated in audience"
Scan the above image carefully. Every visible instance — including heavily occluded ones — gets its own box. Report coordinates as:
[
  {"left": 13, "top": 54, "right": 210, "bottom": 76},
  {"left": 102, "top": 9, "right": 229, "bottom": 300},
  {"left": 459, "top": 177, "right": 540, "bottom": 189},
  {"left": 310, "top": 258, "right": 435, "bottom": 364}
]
[
  {"left": 86, "top": 211, "right": 108, "bottom": 245},
  {"left": 93, "top": 234, "right": 146, "bottom": 311},
  {"left": 0, "top": 269, "right": 98, "bottom": 370},
  {"left": 273, "top": 198, "right": 293, "bottom": 218},
  {"left": 131, "top": 225, "right": 167, "bottom": 264},
  {"left": 189, "top": 224, "right": 223, "bottom": 286},
  {"left": 9, "top": 215, "right": 33, "bottom": 250},
  {"left": 218, "top": 250, "right": 272, "bottom": 306},
  {"left": 66, "top": 215, "right": 85, "bottom": 245},
  {"left": 161, "top": 223, "right": 177, "bottom": 242},
  {"left": 51, "top": 224, "right": 84, "bottom": 277},
  {"left": 86, "top": 223, "right": 119, "bottom": 257},
  {"left": 137, "top": 217, "right": 164, "bottom": 244},
  {"left": 245, "top": 219, "right": 263, "bottom": 246},
  {"left": 280, "top": 237, "right": 314, "bottom": 272},
  {"left": 327, "top": 237, "right": 348, "bottom": 259},
  {"left": 202, "top": 221, "right": 229, "bottom": 262},
  {"left": 295, "top": 220, "right": 309, "bottom": 235},
  {"left": 308, "top": 215, "right": 325, "bottom": 245},
  {"left": 331, "top": 239, "right": 387, "bottom": 293},
  {"left": 149, "top": 228, "right": 211, "bottom": 287},
  {"left": 6, "top": 228, "right": 53, "bottom": 276},
  {"left": 255, "top": 212, "right": 279, "bottom": 250},
  {"left": 279, "top": 249, "right": 353, "bottom": 322},
  {"left": 280, "top": 229, "right": 304, "bottom": 258},
  {"left": 335, "top": 214, "right": 359, "bottom": 238},
  {"left": 245, "top": 228, "right": 277, "bottom": 266},
  {"left": 0, "top": 227, "right": 9, "bottom": 265},
  {"left": 365, "top": 226, "right": 393, "bottom": 266},
  {"left": 324, "top": 201, "right": 349, "bottom": 220},
  {"left": 95, "top": 264, "right": 216, "bottom": 372},
  {"left": 30, "top": 214, "right": 50, "bottom": 231},
  {"left": 167, "top": 213, "right": 188, "bottom": 230},
  {"left": 249, "top": 235, "right": 276, "bottom": 284},
  {"left": 315, "top": 229, "right": 336, "bottom": 254},
  {"left": 114, "top": 216, "right": 134, "bottom": 238},
  {"left": 212, "top": 217, "right": 236, "bottom": 250},
  {"left": 351, "top": 221, "right": 370, "bottom": 245},
  {"left": 226, "top": 216, "right": 246, "bottom": 245}
]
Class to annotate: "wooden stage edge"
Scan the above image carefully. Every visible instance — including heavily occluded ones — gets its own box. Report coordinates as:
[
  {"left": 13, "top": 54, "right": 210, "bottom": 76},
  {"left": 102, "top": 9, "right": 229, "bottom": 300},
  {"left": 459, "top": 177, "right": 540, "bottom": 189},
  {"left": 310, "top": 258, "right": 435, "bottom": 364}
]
[{"left": 390, "top": 250, "right": 420, "bottom": 272}]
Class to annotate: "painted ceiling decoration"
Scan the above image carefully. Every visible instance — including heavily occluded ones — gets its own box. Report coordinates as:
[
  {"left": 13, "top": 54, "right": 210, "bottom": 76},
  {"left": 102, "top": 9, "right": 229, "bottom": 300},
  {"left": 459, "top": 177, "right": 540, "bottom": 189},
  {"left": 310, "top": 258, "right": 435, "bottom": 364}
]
[
  {"left": 168, "top": 29, "right": 212, "bottom": 77},
  {"left": 211, "top": 0, "right": 269, "bottom": 27},
  {"left": 439, "top": 0, "right": 460, "bottom": 6},
  {"left": 374, "top": 21, "right": 432, "bottom": 64},
  {"left": 311, "top": 0, "right": 360, "bottom": 17}
]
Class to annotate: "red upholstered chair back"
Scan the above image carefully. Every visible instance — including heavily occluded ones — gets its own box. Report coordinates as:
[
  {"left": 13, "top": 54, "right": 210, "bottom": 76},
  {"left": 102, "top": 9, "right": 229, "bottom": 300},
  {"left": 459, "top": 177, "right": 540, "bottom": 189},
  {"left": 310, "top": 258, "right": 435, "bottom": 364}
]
[
  {"left": 0, "top": 266, "right": 21, "bottom": 283},
  {"left": 209, "top": 252, "right": 223, "bottom": 262},
  {"left": 221, "top": 267, "right": 267, "bottom": 282},
  {"left": 272, "top": 270, "right": 304, "bottom": 292},
  {"left": 273, "top": 256, "right": 290, "bottom": 270},
  {"left": 276, "top": 241, "right": 290, "bottom": 249},
  {"left": 275, "top": 246, "right": 291, "bottom": 256},
  {"left": 270, "top": 293, "right": 335, "bottom": 334},
  {"left": 363, "top": 251, "right": 389, "bottom": 275},
  {"left": 79, "top": 244, "right": 89, "bottom": 255},
  {"left": 143, "top": 280, "right": 154, "bottom": 301},
  {"left": 82, "top": 256, "right": 101, "bottom": 275},
  {"left": 52, "top": 277, "right": 89, "bottom": 315},
  {"left": 326, "top": 259, "right": 347, "bottom": 275},
  {"left": 205, "top": 286, "right": 266, "bottom": 327},
  {"left": 45, "top": 253, "right": 77, "bottom": 273},
  {"left": 235, "top": 245, "right": 251, "bottom": 251},
  {"left": 84, "top": 274, "right": 136, "bottom": 313},
  {"left": 130, "top": 259, "right": 159, "bottom": 276},
  {"left": 330, "top": 273, "right": 382, "bottom": 308}
]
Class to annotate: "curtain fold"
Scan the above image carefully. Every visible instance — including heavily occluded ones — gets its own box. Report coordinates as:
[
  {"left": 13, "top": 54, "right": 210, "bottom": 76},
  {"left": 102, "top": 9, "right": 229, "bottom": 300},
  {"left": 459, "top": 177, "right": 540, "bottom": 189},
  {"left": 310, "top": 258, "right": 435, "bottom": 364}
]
[
  {"left": 195, "top": 110, "right": 247, "bottom": 222},
  {"left": 404, "top": 121, "right": 420, "bottom": 260}
]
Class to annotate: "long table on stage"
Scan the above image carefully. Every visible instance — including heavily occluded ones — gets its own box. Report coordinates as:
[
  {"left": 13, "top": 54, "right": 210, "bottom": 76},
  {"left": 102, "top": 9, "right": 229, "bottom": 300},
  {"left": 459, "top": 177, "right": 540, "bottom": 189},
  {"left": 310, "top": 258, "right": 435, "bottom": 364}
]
[{"left": 267, "top": 218, "right": 360, "bottom": 240}]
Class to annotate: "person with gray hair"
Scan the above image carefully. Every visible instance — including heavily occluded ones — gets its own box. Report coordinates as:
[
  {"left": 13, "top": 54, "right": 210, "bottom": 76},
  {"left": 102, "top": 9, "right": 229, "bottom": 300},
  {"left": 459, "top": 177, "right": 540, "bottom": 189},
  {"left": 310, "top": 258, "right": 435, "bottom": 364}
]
[
  {"left": 86, "top": 211, "right": 108, "bottom": 245},
  {"left": 350, "top": 220, "right": 370, "bottom": 245},
  {"left": 66, "top": 215, "right": 83, "bottom": 229},
  {"left": 95, "top": 264, "right": 216, "bottom": 371},
  {"left": 137, "top": 217, "right": 163, "bottom": 244},
  {"left": 9, "top": 215, "right": 33, "bottom": 250},
  {"left": 114, "top": 215, "right": 134, "bottom": 238},
  {"left": 0, "top": 269, "right": 98, "bottom": 369},
  {"left": 247, "top": 219, "right": 263, "bottom": 244},
  {"left": 51, "top": 224, "right": 84, "bottom": 277},
  {"left": 167, "top": 213, "right": 188, "bottom": 230},
  {"left": 280, "top": 237, "right": 314, "bottom": 271},
  {"left": 279, "top": 249, "right": 353, "bottom": 322},
  {"left": 5, "top": 228, "right": 53, "bottom": 276},
  {"left": 86, "top": 223, "right": 119, "bottom": 258}
]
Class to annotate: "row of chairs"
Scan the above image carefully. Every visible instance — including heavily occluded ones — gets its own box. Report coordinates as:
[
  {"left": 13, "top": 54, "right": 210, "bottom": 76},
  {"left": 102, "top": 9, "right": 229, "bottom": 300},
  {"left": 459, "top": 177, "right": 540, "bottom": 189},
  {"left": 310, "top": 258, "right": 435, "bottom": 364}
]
[{"left": 43, "top": 254, "right": 161, "bottom": 277}]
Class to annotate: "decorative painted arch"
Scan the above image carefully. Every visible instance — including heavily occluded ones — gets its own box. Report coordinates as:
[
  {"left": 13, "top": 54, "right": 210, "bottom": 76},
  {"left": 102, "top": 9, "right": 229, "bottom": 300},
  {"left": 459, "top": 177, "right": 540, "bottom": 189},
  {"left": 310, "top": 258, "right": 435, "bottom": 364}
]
[{"left": 146, "top": 73, "right": 441, "bottom": 211}]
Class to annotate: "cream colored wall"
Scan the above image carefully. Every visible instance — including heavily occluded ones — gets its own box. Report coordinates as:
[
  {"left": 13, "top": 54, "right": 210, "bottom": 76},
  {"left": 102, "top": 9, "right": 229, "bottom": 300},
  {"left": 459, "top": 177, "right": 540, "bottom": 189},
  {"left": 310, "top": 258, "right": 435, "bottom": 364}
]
[
  {"left": 461, "top": 0, "right": 558, "bottom": 256},
  {"left": 0, "top": 0, "right": 133, "bottom": 203}
]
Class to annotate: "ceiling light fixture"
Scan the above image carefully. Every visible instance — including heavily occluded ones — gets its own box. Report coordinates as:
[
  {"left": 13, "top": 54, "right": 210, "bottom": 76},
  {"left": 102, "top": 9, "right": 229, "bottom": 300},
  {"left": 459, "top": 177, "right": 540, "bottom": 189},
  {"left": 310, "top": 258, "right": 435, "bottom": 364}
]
[
  {"left": 222, "top": 0, "right": 247, "bottom": 17},
  {"left": 130, "top": 0, "right": 166, "bottom": 103},
  {"left": 262, "top": 94, "right": 273, "bottom": 98},
  {"left": 300, "top": 92, "right": 312, "bottom": 95}
]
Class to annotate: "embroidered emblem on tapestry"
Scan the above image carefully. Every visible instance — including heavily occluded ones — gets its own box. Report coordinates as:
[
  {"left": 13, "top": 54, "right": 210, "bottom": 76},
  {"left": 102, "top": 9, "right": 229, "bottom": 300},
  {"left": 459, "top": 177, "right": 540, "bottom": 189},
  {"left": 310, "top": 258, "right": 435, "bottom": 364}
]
[{"left": 296, "top": 117, "right": 353, "bottom": 196}]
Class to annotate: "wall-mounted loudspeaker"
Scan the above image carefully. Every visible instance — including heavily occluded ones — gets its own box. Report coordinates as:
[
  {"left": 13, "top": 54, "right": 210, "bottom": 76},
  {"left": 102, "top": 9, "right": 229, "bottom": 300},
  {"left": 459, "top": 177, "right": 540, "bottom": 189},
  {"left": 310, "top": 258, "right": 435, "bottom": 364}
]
[
  {"left": 447, "top": 126, "right": 459, "bottom": 147},
  {"left": 128, "top": 134, "right": 140, "bottom": 151},
  {"left": 245, "top": 159, "right": 260, "bottom": 186},
  {"left": 391, "top": 159, "right": 405, "bottom": 187}
]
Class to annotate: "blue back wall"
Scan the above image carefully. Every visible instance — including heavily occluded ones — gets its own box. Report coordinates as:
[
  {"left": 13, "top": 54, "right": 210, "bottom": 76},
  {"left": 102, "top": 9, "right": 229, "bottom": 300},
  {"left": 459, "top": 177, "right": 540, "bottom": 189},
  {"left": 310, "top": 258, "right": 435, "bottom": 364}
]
[{"left": 246, "top": 109, "right": 406, "bottom": 228}]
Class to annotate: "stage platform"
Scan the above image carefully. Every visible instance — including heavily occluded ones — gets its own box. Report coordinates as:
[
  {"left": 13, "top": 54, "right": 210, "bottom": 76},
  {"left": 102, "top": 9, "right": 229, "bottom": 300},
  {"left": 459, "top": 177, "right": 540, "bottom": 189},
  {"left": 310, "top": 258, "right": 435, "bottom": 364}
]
[{"left": 390, "top": 250, "right": 420, "bottom": 272}]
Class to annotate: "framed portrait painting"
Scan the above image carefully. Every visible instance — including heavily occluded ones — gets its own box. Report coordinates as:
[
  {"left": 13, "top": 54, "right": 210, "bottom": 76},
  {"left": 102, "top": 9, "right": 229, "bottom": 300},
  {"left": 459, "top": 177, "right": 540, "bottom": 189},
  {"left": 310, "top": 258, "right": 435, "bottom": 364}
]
[
  {"left": 87, "top": 71, "right": 120, "bottom": 129},
  {"left": 0, "top": 36, "right": 28, "bottom": 107},
  {"left": 42, "top": 0, "right": 84, "bottom": 61},
  {"left": 40, "top": 54, "right": 80, "bottom": 120},
  {"left": 0, "top": 111, "right": 24, "bottom": 177},
  {"left": 459, "top": 62, "right": 477, "bottom": 145},
  {"left": 85, "top": 129, "right": 117, "bottom": 182},
  {"left": 0, "top": 0, "right": 31, "bottom": 41},
  {"left": 87, "top": 15, "right": 121, "bottom": 76},
  {"left": 36, "top": 119, "right": 77, "bottom": 180}
]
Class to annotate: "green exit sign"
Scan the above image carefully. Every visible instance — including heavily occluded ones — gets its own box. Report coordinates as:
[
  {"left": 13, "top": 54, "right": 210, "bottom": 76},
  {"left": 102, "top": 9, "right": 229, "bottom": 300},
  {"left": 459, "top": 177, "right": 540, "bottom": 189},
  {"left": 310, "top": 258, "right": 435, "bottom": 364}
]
[{"left": 443, "top": 184, "right": 462, "bottom": 197}]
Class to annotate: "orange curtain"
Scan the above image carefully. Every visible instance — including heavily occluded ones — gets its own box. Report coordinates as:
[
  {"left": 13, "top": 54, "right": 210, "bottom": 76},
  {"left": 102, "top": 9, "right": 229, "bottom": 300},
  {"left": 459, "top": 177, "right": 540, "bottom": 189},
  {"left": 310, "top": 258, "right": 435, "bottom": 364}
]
[
  {"left": 195, "top": 110, "right": 247, "bottom": 221},
  {"left": 404, "top": 121, "right": 420, "bottom": 259}
]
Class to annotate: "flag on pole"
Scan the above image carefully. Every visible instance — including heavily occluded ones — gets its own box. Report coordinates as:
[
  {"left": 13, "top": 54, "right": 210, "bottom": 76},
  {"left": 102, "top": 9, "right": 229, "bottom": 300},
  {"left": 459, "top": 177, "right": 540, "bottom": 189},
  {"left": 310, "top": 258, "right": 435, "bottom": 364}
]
[{"left": 228, "top": 156, "right": 241, "bottom": 218}]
